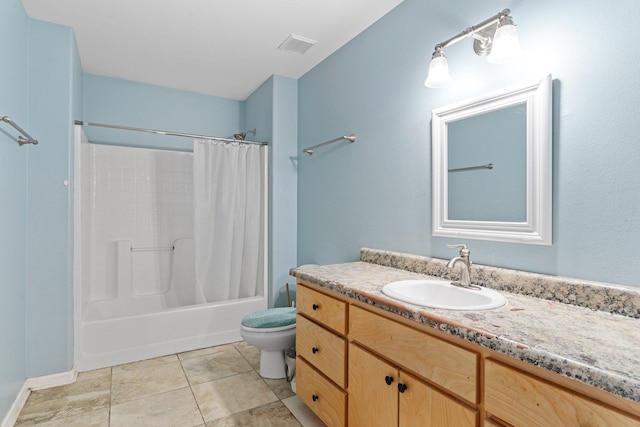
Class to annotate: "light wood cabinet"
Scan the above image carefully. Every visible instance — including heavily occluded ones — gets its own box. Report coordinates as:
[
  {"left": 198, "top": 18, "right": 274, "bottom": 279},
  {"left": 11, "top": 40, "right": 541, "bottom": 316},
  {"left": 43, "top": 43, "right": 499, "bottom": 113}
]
[
  {"left": 296, "top": 284, "right": 348, "bottom": 426},
  {"left": 297, "top": 357, "right": 346, "bottom": 426},
  {"left": 349, "top": 305, "right": 478, "bottom": 404},
  {"left": 349, "top": 343, "right": 478, "bottom": 426},
  {"left": 297, "top": 284, "right": 347, "bottom": 334},
  {"left": 348, "top": 343, "right": 398, "bottom": 426},
  {"left": 295, "top": 280, "right": 640, "bottom": 427},
  {"left": 485, "top": 359, "right": 640, "bottom": 427},
  {"left": 296, "top": 314, "right": 346, "bottom": 388}
]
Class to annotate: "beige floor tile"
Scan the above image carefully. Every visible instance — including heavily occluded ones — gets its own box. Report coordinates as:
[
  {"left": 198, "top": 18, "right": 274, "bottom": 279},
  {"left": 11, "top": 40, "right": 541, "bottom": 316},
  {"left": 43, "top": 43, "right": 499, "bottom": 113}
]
[
  {"left": 192, "top": 371, "right": 279, "bottom": 423},
  {"left": 78, "top": 367, "right": 112, "bottom": 380},
  {"left": 15, "top": 408, "right": 109, "bottom": 427},
  {"left": 234, "top": 342, "right": 261, "bottom": 371},
  {"left": 205, "top": 401, "right": 301, "bottom": 426},
  {"left": 15, "top": 342, "right": 311, "bottom": 426},
  {"left": 111, "top": 358, "right": 189, "bottom": 405},
  {"left": 282, "top": 396, "right": 326, "bottom": 427},
  {"left": 112, "top": 354, "right": 179, "bottom": 372},
  {"left": 110, "top": 387, "right": 204, "bottom": 427},
  {"left": 263, "top": 377, "right": 296, "bottom": 400},
  {"left": 178, "top": 343, "right": 238, "bottom": 361},
  {"left": 15, "top": 369, "right": 111, "bottom": 426},
  {"left": 181, "top": 349, "right": 253, "bottom": 385}
]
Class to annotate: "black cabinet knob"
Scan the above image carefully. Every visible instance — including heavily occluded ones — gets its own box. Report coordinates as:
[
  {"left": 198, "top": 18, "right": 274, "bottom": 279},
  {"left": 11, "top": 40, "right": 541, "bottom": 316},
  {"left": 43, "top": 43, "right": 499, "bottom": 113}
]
[
  {"left": 385, "top": 375, "right": 394, "bottom": 385},
  {"left": 312, "top": 394, "right": 319, "bottom": 402},
  {"left": 312, "top": 303, "right": 319, "bottom": 311},
  {"left": 312, "top": 347, "right": 319, "bottom": 354},
  {"left": 398, "top": 383, "right": 407, "bottom": 393}
]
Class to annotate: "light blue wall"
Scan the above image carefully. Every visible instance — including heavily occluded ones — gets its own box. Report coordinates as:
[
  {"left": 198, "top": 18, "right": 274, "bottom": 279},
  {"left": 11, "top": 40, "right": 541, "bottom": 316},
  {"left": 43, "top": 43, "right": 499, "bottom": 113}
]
[
  {"left": 0, "top": 3, "right": 81, "bottom": 419},
  {"left": 298, "top": 0, "right": 640, "bottom": 287},
  {"left": 0, "top": 0, "right": 29, "bottom": 418},
  {"left": 26, "top": 19, "right": 80, "bottom": 377},
  {"left": 82, "top": 74, "right": 244, "bottom": 151},
  {"left": 245, "top": 76, "right": 298, "bottom": 306},
  {"left": 244, "top": 78, "right": 274, "bottom": 145},
  {"left": 244, "top": 77, "right": 275, "bottom": 304},
  {"left": 270, "top": 76, "right": 298, "bottom": 306}
]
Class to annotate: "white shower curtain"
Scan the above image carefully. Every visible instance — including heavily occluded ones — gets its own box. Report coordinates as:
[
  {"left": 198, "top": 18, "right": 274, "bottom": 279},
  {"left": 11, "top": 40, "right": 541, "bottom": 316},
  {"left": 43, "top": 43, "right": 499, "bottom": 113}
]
[{"left": 193, "top": 139, "right": 265, "bottom": 302}]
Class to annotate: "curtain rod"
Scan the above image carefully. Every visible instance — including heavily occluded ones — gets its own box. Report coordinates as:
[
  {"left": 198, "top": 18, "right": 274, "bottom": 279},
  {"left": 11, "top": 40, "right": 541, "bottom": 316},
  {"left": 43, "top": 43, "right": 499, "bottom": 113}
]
[{"left": 75, "top": 121, "right": 267, "bottom": 146}]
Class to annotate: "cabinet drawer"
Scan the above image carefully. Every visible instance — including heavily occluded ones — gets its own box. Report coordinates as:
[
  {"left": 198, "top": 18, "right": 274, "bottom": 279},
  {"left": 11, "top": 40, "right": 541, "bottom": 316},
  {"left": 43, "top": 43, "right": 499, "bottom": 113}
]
[
  {"left": 485, "top": 359, "right": 640, "bottom": 427},
  {"left": 296, "top": 314, "right": 347, "bottom": 388},
  {"left": 297, "top": 357, "right": 346, "bottom": 427},
  {"left": 297, "top": 284, "right": 347, "bottom": 334},
  {"left": 349, "top": 305, "right": 478, "bottom": 403}
]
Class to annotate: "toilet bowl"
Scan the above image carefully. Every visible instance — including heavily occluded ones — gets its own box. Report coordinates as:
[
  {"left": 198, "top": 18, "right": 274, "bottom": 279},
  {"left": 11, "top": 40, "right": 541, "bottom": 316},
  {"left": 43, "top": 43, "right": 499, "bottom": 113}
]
[{"left": 240, "top": 307, "right": 296, "bottom": 379}]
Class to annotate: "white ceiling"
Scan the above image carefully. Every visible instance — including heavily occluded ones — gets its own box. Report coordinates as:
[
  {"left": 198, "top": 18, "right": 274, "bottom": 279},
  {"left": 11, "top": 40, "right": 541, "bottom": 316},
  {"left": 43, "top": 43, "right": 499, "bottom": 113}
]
[{"left": 22, "top": 0, "right": 404, "bottom": 100}]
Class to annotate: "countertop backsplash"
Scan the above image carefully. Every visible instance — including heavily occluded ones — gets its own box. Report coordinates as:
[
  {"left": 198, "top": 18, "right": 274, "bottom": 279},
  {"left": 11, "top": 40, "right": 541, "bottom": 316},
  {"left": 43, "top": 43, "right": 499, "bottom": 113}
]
[{"left": 360, "top": 247, "right": 640, "bottom": 318}]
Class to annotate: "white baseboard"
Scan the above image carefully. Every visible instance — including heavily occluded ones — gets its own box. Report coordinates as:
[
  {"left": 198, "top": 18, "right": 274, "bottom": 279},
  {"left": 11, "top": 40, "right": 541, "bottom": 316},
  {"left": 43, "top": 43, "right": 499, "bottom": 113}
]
[
  {"left": 25, "top": 368, "right": 77, "bottom": 391},
  {"left": 1, "top": 382, "right": 30, "bottom": 427},
  {"left": 1, "top": 367, "right": 77, "bottom": 427}
]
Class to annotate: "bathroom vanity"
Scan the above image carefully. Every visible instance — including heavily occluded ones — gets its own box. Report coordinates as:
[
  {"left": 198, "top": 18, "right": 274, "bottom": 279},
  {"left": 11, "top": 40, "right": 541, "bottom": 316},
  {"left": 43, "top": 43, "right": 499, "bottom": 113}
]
[{"left": 292, "top": 248, "right": 640, "bottom": 426}]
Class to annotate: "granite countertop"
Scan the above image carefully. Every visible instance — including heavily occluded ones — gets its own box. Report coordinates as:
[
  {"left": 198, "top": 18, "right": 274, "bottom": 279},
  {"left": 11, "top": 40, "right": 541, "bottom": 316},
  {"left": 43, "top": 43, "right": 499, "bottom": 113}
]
[{"left": 290, "top": 248, "right": 640, "bottom": 404}]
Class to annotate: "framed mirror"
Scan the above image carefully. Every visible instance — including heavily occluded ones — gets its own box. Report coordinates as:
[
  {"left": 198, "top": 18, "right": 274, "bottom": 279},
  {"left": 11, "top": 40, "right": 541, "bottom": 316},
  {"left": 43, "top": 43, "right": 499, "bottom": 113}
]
[{"left": 431, "top": 75, "right": 552, "bottom": 245}]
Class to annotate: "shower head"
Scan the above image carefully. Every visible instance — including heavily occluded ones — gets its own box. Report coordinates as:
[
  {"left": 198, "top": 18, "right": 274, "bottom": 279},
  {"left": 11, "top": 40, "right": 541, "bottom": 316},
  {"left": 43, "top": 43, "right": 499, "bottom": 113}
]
[{"left": 233, "top": 129, "right": 257, "bottom": 140}]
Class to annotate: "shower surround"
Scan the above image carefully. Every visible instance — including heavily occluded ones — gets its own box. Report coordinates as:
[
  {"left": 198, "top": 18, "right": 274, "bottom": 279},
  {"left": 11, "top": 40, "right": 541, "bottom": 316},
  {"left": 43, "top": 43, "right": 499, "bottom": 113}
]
[{"left": 73, "top": 127, "right": 267, "bottom": 371}]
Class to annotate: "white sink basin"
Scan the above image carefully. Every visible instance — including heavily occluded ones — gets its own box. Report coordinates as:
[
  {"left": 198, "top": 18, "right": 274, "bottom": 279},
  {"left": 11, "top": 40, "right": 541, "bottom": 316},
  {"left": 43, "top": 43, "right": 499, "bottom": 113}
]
[{"left": 381, "top": 279, "right": 507, "bottom": 311}]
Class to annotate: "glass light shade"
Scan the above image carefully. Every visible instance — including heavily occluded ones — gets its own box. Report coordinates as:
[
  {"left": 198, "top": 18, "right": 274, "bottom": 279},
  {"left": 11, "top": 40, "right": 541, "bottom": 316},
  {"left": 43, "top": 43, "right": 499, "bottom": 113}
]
[
  {"left": 487, "top": 24, "right": 521, "bottom": 64},
  {"left": 425, "top": 56, "right": 452, "bottom": 88}
]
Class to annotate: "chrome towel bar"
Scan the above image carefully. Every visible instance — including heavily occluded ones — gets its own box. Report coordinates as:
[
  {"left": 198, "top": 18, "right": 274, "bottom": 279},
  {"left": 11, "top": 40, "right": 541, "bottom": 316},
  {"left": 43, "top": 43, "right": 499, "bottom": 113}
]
[
  {"left": 1, "top": 116, "right": 39, "bottom": 145},
  {"left": 131, "top": 246, "right": 174, "bottom": 252},
  {"left": 303, "top": 134, "right": 356, "bottom": 155},
  {"left": 448, "top": 163, "right": 493, "bottom": 172}
]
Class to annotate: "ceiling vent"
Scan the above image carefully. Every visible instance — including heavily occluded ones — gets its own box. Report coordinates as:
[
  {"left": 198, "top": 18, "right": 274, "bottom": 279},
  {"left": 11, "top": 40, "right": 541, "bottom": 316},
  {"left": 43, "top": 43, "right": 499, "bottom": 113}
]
[{"left": 277, "top": 33, "right": 317, "bottom": 55}]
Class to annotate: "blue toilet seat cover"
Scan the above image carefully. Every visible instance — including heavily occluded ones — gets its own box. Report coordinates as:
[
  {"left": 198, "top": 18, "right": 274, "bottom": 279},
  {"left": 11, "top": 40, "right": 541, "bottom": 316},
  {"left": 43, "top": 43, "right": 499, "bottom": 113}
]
[{"left": 241, "top": 307, "right": 296, "bottom": 329}]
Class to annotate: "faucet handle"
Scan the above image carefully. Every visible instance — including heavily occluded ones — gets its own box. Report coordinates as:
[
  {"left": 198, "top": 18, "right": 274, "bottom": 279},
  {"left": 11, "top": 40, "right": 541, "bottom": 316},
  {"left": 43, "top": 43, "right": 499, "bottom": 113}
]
[
  {"left": 447, "top": 244, "right": 470, "bottom": 257},
  {"left": 447, "top": 244, "right": 467, "bottom": 250}
]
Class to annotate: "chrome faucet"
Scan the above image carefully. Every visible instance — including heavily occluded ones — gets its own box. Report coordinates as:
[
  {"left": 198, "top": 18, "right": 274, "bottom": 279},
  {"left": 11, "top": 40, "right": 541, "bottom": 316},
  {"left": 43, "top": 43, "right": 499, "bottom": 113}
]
[{"left": 446, "top": 244, "right": 479, "bottom": 289}]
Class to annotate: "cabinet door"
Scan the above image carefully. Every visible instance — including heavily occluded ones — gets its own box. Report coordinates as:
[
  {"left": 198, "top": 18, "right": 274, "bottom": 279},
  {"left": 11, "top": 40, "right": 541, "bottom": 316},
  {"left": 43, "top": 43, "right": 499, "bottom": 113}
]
[
  {"left": 485, "top": 359, "right": 640, "bottom": 427},
  {"left": 399, "top": 371, "right": 478, "bottom": 426},
  {"left": 350, "top": 305, "right": 478, "bottom": 403},
  {"left": 348, "top": 343, "right": 398, "bottom": 426}
]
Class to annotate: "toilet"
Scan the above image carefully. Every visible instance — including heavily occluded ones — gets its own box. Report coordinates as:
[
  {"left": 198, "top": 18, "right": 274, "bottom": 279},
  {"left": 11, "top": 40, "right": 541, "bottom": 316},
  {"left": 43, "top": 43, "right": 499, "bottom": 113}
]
[{"left": 240, "top": 307, "right": 296, "bottom": 379}]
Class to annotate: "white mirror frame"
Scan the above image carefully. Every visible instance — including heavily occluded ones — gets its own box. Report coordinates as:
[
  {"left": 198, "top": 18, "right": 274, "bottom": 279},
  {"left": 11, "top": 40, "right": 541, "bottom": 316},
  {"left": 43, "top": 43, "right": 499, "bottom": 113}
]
[{"left": 432, "top": 75, "right": 552, "bottom": 245}]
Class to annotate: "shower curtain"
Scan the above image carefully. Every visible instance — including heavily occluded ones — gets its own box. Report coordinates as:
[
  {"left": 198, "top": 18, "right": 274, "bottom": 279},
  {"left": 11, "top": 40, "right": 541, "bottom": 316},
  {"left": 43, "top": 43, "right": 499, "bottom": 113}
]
[{"left": 193, "top": 139, "right": 265, "bottom": 302}]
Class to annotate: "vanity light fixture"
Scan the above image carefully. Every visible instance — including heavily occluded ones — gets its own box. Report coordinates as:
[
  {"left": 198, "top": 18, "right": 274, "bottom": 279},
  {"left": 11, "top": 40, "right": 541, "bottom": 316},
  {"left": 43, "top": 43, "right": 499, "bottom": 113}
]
[{"left": 425, "top": 9, "right": 522, "bottom": 88}]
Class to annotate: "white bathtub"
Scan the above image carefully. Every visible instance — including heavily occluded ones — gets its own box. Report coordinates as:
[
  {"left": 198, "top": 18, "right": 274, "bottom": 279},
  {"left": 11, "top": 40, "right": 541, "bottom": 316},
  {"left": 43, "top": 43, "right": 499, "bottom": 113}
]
[
  {"left": 73, "top": 127, "right": 268, "bottom": 371},
  {"left": 77, "top": 295, "right": 267, "bottom": 371},
  {"left": 75, "top": 237, "right": 267, "bottom": 371},
  {"left": 75, "top": 239, "right": 267, "bottom": 371}
]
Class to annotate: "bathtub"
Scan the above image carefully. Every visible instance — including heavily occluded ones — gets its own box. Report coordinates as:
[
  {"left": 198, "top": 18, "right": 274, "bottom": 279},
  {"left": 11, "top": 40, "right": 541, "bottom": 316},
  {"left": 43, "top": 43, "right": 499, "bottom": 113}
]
[
  {"left": 77, "top": 295, "right": 267, "bottom": 371},
  {"left": 75, "top": 237, "right": 267, "bottom": 371},
  {"left": 73, "top": 127, "right": 268, "bottom": 371}
]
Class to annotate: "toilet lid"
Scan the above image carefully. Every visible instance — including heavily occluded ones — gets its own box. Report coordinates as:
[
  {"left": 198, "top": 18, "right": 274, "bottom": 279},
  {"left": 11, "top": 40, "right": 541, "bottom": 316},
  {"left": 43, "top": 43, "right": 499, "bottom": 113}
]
[{"left": 241, "top": 307, "right": 296, "bottom": 329}]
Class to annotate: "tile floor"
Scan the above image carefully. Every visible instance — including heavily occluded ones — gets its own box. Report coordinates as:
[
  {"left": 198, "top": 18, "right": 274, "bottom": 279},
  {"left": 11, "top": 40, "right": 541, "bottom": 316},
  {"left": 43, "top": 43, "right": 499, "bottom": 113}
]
[{"left": 15, "top": 342, "right": 325, "bottom": 427}]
